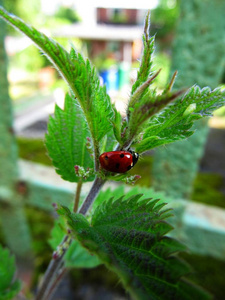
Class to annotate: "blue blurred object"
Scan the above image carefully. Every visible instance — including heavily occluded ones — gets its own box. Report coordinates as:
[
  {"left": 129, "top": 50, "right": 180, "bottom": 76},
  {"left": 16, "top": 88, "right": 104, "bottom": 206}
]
[{"left": 100, "top": 67, "right": 119, "bottom": 92}]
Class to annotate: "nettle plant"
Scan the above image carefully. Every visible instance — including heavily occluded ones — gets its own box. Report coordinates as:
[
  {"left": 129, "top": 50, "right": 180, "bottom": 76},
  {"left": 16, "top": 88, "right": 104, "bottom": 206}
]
[{"left": 1, "top": 7, "right": 225, "bottom": 300}]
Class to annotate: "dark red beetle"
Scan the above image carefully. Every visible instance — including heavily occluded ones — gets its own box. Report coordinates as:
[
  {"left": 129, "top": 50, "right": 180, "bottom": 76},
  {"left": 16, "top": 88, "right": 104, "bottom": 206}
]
[{"left": 99, "top": 150, "right": 139, "bottom": 173}]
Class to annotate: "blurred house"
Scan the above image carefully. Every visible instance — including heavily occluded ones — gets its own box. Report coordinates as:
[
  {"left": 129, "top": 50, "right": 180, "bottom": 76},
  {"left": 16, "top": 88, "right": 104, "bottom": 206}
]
[{"left": 54, "top": 1, "right": 158, "bottom": 93}]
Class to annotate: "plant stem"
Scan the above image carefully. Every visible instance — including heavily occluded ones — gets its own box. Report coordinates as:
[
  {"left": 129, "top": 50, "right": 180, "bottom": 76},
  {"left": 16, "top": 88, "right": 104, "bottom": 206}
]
[
  {"left": 35, "top": 176, "right": 105, "bottom": 299},
  {"left": 34, "top": 235, "right": 70, "bottom": 300},
  {"left": 46, "top": 265, "right": 67, "bottom": 300},
  {"left": 79, "top": 176, "right": 106, "bottom": 215},
  {"left": 73, "top": 180, "right": 82, "bottom": 212}
]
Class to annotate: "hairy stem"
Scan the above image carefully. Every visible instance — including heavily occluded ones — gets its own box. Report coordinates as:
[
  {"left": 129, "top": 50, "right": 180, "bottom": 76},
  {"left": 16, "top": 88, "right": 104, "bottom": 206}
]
[
  {"left": 128, "top": 69, "right": 162, "bottom": 114},
  {"left": 121, "top": 138, "right": 135, "bottom": 150},
  {"left": 73, "top": 180, "right": 83, "bottom": 212},
  {"left": 79, "top": 176, "right": 106, "bottom": 215}
]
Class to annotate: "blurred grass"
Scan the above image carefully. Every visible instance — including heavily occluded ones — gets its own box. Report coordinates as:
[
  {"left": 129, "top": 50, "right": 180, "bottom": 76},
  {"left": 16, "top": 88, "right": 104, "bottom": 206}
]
[
  {"left": 192, "top": 173, "right": 225, "bottom": 208},
  {"left": 17, "top": 137, "right": 52, "bottom": 166}
]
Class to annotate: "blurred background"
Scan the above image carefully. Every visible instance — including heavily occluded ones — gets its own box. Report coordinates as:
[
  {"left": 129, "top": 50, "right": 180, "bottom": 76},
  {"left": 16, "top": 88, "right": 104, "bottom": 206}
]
[
  {"left": 0, "top": 0, "right": 225, "bottom": 299},
  {"left": 3, "top": 0, "right": 179, "bottom": 131}
]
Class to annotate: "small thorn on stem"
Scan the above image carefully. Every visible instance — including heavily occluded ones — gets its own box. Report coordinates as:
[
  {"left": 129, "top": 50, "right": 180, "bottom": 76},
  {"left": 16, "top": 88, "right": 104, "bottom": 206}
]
[
  {"left": 147, "top": 68, "right": 162, "bottom": 85},
  {"left": 168, "top": 70, "right": 178, "bottom": 91}
]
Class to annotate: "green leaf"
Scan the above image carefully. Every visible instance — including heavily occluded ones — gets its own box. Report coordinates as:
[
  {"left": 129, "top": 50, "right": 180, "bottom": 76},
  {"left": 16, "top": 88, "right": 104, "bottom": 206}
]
[
  {"left": 45, "top": 93, "right": 94, "bottom": 182},
  {"left": 0, "top": 245, "right": 21, "bottom": 300},
  {"left": 129, "top": 70, "right": 161, "bottom": 113},
  {"left": 65, "top": 241, "right": 101, "bottom": 269},
  {"left": 0, "top": 7, "right": 115, "bottom": 168},
  {"left": 111, "top": 105, "right": 122, "bottom": 145},
  {"left": 134, "top": 86, "right": 225, "bottom": 153},
  {"left": 68, "top": 48, "right": 115, "bottom": 143},
  {"left": 49, "top": 216, "right": 101, "bottom": 268},
  {"left": 126, "top": 12, "right": 185, "bottom": 147},
  {"left": 99, "top": 128, "right": 117, "bottom": 155},
  {"left": 131, "top": 11, "right": 155, "bottom": 95},
  {"left": 58, "top": 196, "right": 211, "bottom": 300},
  {"left": 127, "top": 88, "right": 185, "bottom": 144},
  {"left": 92, "top": 186, "right": 174, "bottom": 213}
]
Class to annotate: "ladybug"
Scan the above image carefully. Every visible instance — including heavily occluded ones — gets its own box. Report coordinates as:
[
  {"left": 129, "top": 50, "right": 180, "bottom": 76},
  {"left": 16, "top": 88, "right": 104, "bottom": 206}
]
[{"left": 99, "top": 150, "right": 139, "bottom": 173}]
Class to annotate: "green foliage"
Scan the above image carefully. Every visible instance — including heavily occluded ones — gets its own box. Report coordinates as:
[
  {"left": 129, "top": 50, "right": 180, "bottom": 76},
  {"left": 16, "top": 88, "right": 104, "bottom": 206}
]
[
  {"left": 55, "top": 6, "right": 80, "bottom": 23},
  {"left": 119, "top": 13, "right": 171, "bottom": 148},
  {"left": 124, "top": 12, "right": 184, "bottom": 147},
  {"left": 0, "top": 245, "right": 21, "bottom": 300},
  {"left": 1, "top": 6, "right": 223, "bottom": 299},
  {"left": 0, "top": 6, "right": 116, "bottom": 170},
  {"left": 68, "top": 48, "right": 115, "bottom": 144},
  {"left": 111, "top": 106, "right": 122, "bottom": 145},
  {"left": 65, "top": 241, "right": 101, "bottom": 269},
  {"left": 3, "top": 0, "right": 41, "bottom": 29},
  {"left": 92, "top": 185, "right": 173, "bottom": 213},
  {"left": 49, "top": 216, "right": 101, "bottom": 268},
  {"left": 58, "top": 195, "right": 211, "bottom": 300},
  {"left": 131, "top": 11, "right": 155, "bottom": 95},
  {"left": 151, "top": 0, "right": 179, "bottom": 40},
  {"left": 0, "top": 5, "right": 224, "bottom": 300},
  {"left": 1, "top": 6, "right": 224, "bottom": 170},
  {"left": 100, "top": 128, "right": 117, "bottom": 154},
  {"left": 125, "top": 11, "right": 225, "bottom": 152},
  {"left": 134, "top": 86, "right": 225, "bottom": 153},
  {"left": 45, "top": 93, "right": 94, "bottom": 182},
  {"left": 127, "top": 83, "right": 184, "bottom": 147}
]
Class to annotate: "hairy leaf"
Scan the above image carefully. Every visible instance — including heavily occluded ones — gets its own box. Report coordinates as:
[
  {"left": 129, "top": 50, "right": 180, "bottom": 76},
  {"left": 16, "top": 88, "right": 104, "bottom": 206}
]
[
  {"left": 111, "top": 105, "right": 123, "bottom": 145},
  {"left": 92, "top": 186, "right": 174, "bottom": 213},
  {"left": 58, "top": 196, "right": 211, "bottom": 300},
  {"left": 134, "top": 86, "right": 225, "bottom": 153},
  {"left": 126, "top": 11, "right": 155, "bottom": 140},
  {"left": 0, "top": 7, "right": 115, "bottom": 166},
  {"left": 127, "top": 88, "right": 185, "bottom": 145},
  {"left": 68, "top": 48, "right": 115, "bottom": 142},
  {"left": 45, "top": 94, "right": 94, "bottom": 182},
  {"left": 131, "top": 11, "right": 155, "bottom": 95},
  {"left": 129, "top": 70, "right": 161, "bottom": 112},
  {"left": 126, "top": 12, "right": 184, "bottom": 148},
  {"left": 0, "top": 246, "right": 21, "bottom": 300},
  {"left": 49, "top": 217, "right": 101, "bottom": 268}
]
